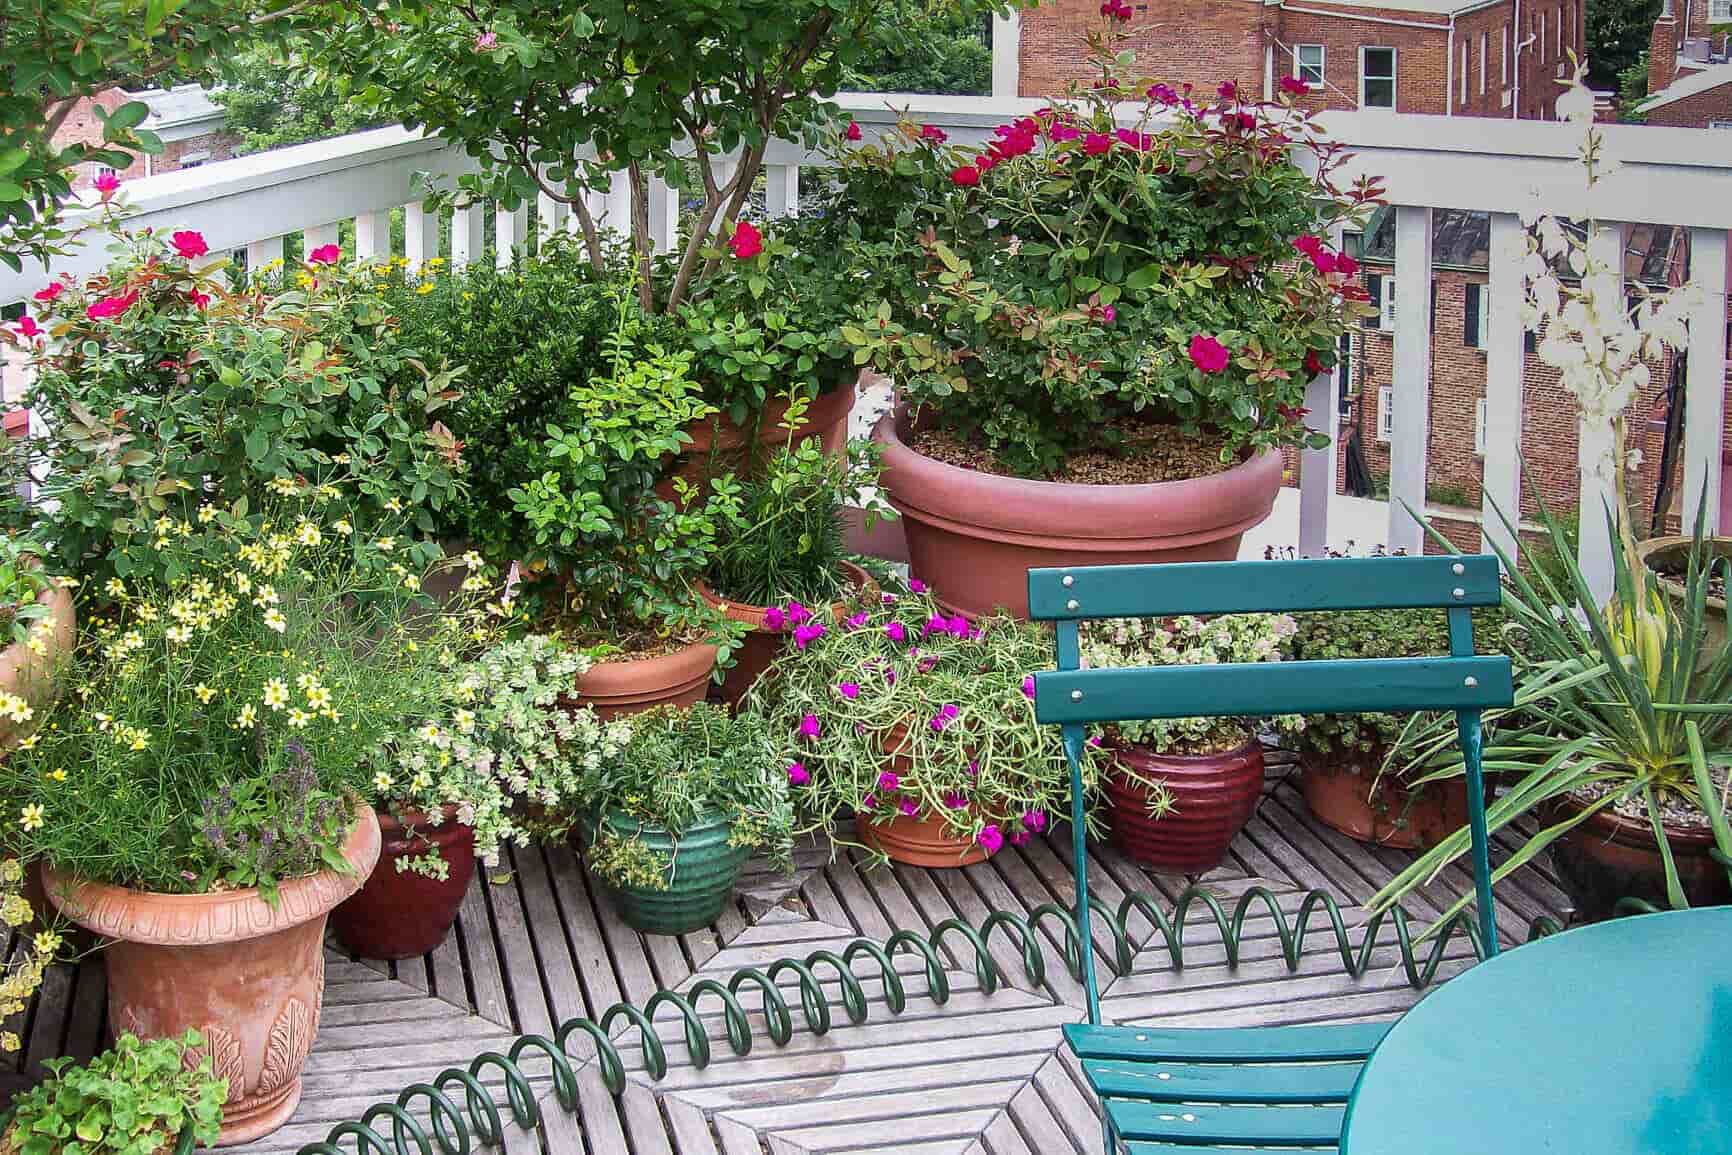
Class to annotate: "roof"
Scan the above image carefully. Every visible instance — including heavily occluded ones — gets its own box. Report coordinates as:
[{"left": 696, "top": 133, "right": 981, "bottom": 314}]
[
  {"left": 1267, "top": 0, "right": 1497, "bottom": 17},
  {"left": 122, "top": 83, "right": 225, "bottom": 131},
  {"left": 1358, "top": 207, "right": 1681, "bottom": 285},
  {"left": 1638, "top": 61, "right": 1732, "bottom": 114}
]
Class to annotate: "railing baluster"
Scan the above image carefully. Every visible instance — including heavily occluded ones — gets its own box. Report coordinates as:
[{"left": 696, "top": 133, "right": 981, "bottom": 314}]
[
  {"left": 1481, "top": 212, "right": 1526, "bottom": 565},
  {"left": 1388, "top": 204, "right": 1434, "bottom": 555},
  {"left": 353, "top": 210, "right": 391, "bottom": 263},
  {"left": 302, "top": 223, "right": 340, "bottom": 263},
  {"left": 1575, "top": 223, "right": 1626, "bottom": 606},
  {"left": 764, "top": 164, "right": 800, "bottom": 219},
  {"left": 403, "top": 201, "right": 437, "bottom": 273},
  {"left": 645, "top": 176, "right": 679, "bottom": 255},
  {"left": 495, "top": 201, "right": 527, "bottom": 268},
  {"left": 1298, "top": 223, "right": 1346, "bottom": 557},
  {"left": 244, "top": 236, "right": 285, "bottom": 279},
  {"left": 450, "top": 203, "right": 484, "bottom": 270},
  {"left": 1683, "top": 226, "right": 1728, "bottom": 537},
  {"left": 536, "top": 190, "right": 566, "bottom": 247}
]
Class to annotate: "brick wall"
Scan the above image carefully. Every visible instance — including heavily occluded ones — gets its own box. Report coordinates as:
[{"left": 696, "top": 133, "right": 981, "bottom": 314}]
[
  {"left": 1644, "top": 79, "right": 1732, "bottom": 126},
  {"left": 54, "top": 91, "right": 238, "bottom": 191},
  {"left": 1017, "top": 0, "right": 1269, "bottom": 98},
  {"left": 1274, "top": 8, "right": 1449, "bottom": 115}
]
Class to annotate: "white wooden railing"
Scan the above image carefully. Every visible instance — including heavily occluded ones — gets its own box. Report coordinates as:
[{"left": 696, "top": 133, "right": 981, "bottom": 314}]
[{"left": 4, "top": 95, "right": 1730, "bottom": 595}]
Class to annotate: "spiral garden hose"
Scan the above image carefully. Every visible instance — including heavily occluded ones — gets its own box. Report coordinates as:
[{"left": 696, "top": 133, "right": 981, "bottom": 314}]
[{"left": 287, "top": 881, "right": 1576, "bottom": 1155}]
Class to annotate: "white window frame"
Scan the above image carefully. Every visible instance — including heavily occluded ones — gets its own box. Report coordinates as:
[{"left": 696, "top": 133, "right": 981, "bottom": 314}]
[
  {"left": 1460, "top": 40, "right": 1468, "bottom": 105},
  {"left": 1360, "top": 46, "right": 1398, "bottom": 110},
  {"left": 1539, "top": 11, "right": 1547, "bottom": 62},
  {"left": 1479, "top": 32, "right": 1488, "bottom": 94},
  {"left": 1711, "top": 0, "right": 1731, "bottom": 20},
  {"left": 1294, "top": 43, "right": 1325, "bottom": 86},
  {"left": 1377, "top": 387, "right": 1395, "bottom": 442},
  {"left": 1378, "top": 274, "right": 1398, "bottom": 331},
  {"left": 1502, "top": 24, "right": 1510, "bottom": 86},
  {"left": 1465, "top": 282, "right": 1489, "bottom": 349},
  {"left": 1474, "top": 397, "right": 1489, "bottom": 456}
]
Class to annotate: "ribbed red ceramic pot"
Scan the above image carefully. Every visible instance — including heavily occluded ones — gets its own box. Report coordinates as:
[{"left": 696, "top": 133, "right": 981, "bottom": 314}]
[
  {"left": 872, "top": 407, "right": 1282, "bottom": 619},
  {"left": 1103, "top": 737, "right": 1265, "bottom": 874},
  {"left": 329, "top": 806, "right": 477, "bottom": 960},
  {"left": 563, "top": 639, "right": 718, "bottom": 719}
]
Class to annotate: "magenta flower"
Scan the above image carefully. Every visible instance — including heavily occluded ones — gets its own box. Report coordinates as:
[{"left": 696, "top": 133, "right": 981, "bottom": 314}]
[
  {"left": 878, "top": 770, "right": 901, "bottom": 792},
  {"left": 951, "top": 165, "right": 982, "bottom": 187},
  {"left": 1049, "top": 122, "right": 1082, "bottom": 143},
  {"left": 844, "top": 611, "right": 869, "bottom": 631},
  {"left": 1114, "top": 128, "right": 1154, "bottom": 152},
  {"left": 728, "top": 220, "right": 763, "bottom": 260},
  {"left": 946, "top": 615, "right": 969, "bottom": 638},
  {"left": 929, "top": 703, "right": 959, "bottom": 732},
  {"left": 763, "top": 606, "right": 787, "bottom": 630},
  {"left": 1188, "top": 333, "right": 1231, "bottom": 375},
  {"left": 787, "top": 601, "right": 812, "bottom": 626},
  {"left": 474, "top": 29, "right": 498, "bottom": 50},
  {"left": 794, "top": 622, "right": 826, "bottom": 649},
  {"left": 93, "top": 170, "right": 120, "bottom": 199},
  {"left": 881, "top": 593, "right": 898, "bottom": 605},
  {"left": 845, "top": 121, "right": 863, "bottom": 141},
  {"left": 1010, "top": 831, "right": 1032, "bottom": 847},
  {"left": 884, "top": 668, "right": 897, "bottom": 685},
  {"left": 861, "top": 793, "right": 878, "bottom": 810},
  {"left": 943, "top": 791, "right": 969, "bottom": 810},
  {"left": 923, "top": 614, "right": 947, "bottom": 637},
  {"left": 786, "top": 762, "right": 810, "bottom": 786},
  {"left": 798, "top": 714, "right": 821, "bottom": 741},
  {"left": 917, "top": 656, "right": 937, "bottom": 673},
  {"left": 13, "top": 316, "right": 41, "bottom": 340},
  {"left": 1023, "top": 809, "right": 1048, "bottom": 833},
  {"left": 1218, "top": 80, "right": 1238, "bottom": 102},
  {"left": 1280, "top": 75, "right": 1310, "bottom": 96},
  {"left": 885, "top": 621, "right": 907, "bottom": 643},
  {"left": 837, "top": 681, "right": 861, "bottom": 700},
  {"left": 977, "top": 825, "right": 1005, "bottom": 854},
  {"left": 908, "top": 579, "right": 927, "bottom": 594},
  {"left": 170, "top": 230, "right": 208, "bottom": 260},
  {"left": 920, "top": 124, "right": 948, "bottom": 143},
  {"left": 899, "top": 798, "right": 920, "bottom": 817},
  {"left": 1022, "top": 676, "right": 1036, "bottom": 700},
  {"left": 1087, "top": 735, "right": 1103, "bottom": 748},
  {"left": 85, "top": 290, "right": 139, "bottom": 321},
  {"left": 32, "top": 283, "right": 63, "bottom": 303},
  {"left": 1148, "top": 83, "right": 1179, "bottom": 105},
  {"left": 1083, "top": 132, "right": 1113, "bottom": 155},
  {"left": 968, "top": 760, "right": 979, "bottom": 777},
  {"left": 308, "top": 243, "right": 342, "bottom": 265},
  {"left": 1098, "top": 304, "right": 1117, "bottom": 325}
]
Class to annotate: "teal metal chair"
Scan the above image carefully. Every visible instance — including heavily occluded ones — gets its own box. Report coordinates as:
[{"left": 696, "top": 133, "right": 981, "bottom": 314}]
[{"left": 1029, "top": 554, "right": 1514, "bottom": 1153}]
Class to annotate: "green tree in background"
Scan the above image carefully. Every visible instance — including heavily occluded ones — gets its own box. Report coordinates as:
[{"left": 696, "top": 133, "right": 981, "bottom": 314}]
[
  {"left": 848, "top": 0, "right": 993, "bottom": 95},
  {"left": 215, "top": 46, "right": 386, "bottom": 155},
  {"left": 1585, "top": 0, "right": 1661, "bottom": 91}
]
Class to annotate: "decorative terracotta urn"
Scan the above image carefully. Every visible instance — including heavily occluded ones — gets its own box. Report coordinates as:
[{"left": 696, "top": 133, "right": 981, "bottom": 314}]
[
  {"left": 872, "top": 407, "right": 1282, "bottom": 619},
  {"left": 1103, "top": 736, "right": 1265, "bottom": 874},
  {"left": 43, "top": 803, "right": 381, "bottom": 1146},
  {"left": 564, "top": 639, "right": 717, "bottom": 719},
  {"left": 329, "top": 805, "right": 476, "bottom": 960},
  {"left": 701, "top": 562, "right": 877, "bottom": 707}
]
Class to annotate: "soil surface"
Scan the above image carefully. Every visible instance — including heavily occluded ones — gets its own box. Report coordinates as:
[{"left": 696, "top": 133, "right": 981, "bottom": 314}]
[
  {"left": 910, "top": 420, "right": 1240, "bottom": 485},
  {"left": 1571, "top": 769, "right": 1728, "bottom": 833},
  {"left": 1654, "top": 562, "right": 1726, "bottom": 603}
]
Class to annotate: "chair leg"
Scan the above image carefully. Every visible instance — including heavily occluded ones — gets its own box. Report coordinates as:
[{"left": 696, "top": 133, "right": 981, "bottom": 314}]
[{"left": 1101, "top": 1109, "right": 1118, "bottom": 1154}]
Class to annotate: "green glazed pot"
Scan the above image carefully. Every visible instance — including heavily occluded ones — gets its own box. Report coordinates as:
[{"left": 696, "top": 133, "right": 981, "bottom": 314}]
[{"left": 592, "top": 809, "right": 749, "bottom": 936}]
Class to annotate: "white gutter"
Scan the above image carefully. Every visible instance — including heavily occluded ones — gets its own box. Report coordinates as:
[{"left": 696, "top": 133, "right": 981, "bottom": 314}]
[{"left": 1447, "top": 18, "right": 1457, "bottom": 115}]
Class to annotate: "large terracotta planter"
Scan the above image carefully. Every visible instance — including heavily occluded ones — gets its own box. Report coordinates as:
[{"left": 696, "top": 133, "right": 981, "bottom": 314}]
[
  {"left": 1549, "top": 795, "right": 1731, "bottom": 921},
  {"left": 1298, "top": 749, "right": 1468, "bottom": 850},
  {"left": 589, "top": 809, "right": 750, "bottom": 935},
  {"left": 1637, "top": 535, "right": 1729, "bottom": 665},
  {"left": 668, "top": 377, "right": 859, "bottom": 496},
  {"left": 1104, "top": 736, "right": 1265, "bottom": 874},
  {"left": 872, "top": 407, "right": 1282, "bottom": 619},
  {"left": 43, "top": 803, "right": 381, "bottom": 1146},
  {"left": 564, "top": 639, "right": 718, "bottom": 720},
  {"left": 329, "top": 805, "right": 476, "bottom": 960},
  {"left": 701, "top": 562, "right": 877, "bottom": 707},
  {"left": 857, "top": 810, "right": 995, "bottom": 868},
  {"left": 0, "top": 573, "right": 74, "bottom": 753}
]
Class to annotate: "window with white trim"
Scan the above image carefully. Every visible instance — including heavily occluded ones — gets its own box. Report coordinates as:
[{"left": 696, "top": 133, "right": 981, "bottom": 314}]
[
  {"left": 1464, "top": 282, "right": 1489, "bottom": 350},
  {"left": 1474, "top": 397, "right": 1489, "bottom": 456},
  {"left": 1377, "top": 274, "right": 1398, "bottom": 330},
  {"left": 1460, "top": 41, "right": 1468, "bottom": 105},
  {"left": 1479, "top": 32, "right": 1488, "bottom": 94},
  {"left": 1377, "top": 387, "right": 1394, "bottom": 442},
  {"left": 1294, "top": 44, "right": 1325, "bottom": 86},
  {"left": 1501, "top": 24, "right": 1509, "bottom": 85},
  {"left": 1712, "top": 0, "right": 1731, "bottom": 20},
  {"left": 1361, "top": 47, "right": 1396, "bottom": 109}
]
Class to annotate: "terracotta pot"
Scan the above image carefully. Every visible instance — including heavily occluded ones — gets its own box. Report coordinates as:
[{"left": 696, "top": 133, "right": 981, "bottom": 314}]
[
  {"left": 1637, "top": 535, "right": 1730, "bottom": 666},
  {"left": 1549, "top": 795, "right": 1732, "bottom": 922},
  {"left": 1298, "top": 750, "right": 1469, "bottom": 850},
  {"left": 857, "top": 809, "right": 995, "bottom": 868},
  {"left": 0, "top": 573, "right": 74, "bottom": 754},
  {"left": 1104, "top": 736, "right": 1265, "bottom": 874},
  {"left": 43, "top": 803, "right": 381, "bottom": 1146},
  {"left": 700, "top": 562, "right": 878, "bottom": 707},
  {"left": 329, "top": 805, "right": 477, "bottom": 960},
  {"left": 872, "top": 407, "right": 1282, "bottom": 619},
  {"left": 665, "top": 377, "right": 859, "bottom": 498},
  {"left": 564, "top": 638, "right": 718, "bottom": 720}
]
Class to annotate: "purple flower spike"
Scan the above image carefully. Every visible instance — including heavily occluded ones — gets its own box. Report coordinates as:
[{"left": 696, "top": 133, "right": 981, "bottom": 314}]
[
  {"left": 762, "top": 606, "right": 786, "bottom": 630},
  {"left": 878, "top": 770, "right": 901, "bottom": 791},
  {"left": 837, "top": 681, "right": 860, "bottom": 700},
  {"left": 798, "top": 714, "right": 821, "bottom": 741},
  {"left": 786, "top": 762, "right": 810, "bottom": 786},
  {"left": 977, "top": 825, "right": 1005, "bottom": 854}
]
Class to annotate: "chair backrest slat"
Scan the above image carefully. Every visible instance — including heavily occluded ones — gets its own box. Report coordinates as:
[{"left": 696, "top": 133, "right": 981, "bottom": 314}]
[
  {"left": 1033, "top": 655, "right": 1512, "bottom": 726},
  {"left": 1028, "top": 555, "right": 1501, "bottom": 621}
]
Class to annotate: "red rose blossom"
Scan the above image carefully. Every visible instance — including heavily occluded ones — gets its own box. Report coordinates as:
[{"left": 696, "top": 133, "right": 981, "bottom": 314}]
[
  {"left": 1304, "top": 348, "right": 1326, "bottom": 376},
  {"left": 171, "top": 231, "right": 208, "bottom": 260},
  {"left": 1188, "top": 333, "right": 1231, "bottom": 375},
  {"left": 1083, "top": 132, "right": 1113, "bottom": 155},
  {"left": 844, "top": 121, "right": 862, "bottom": 141},
  {"left": 1280, "top": 76, "right": 1310, "bottom": 97},
  {"left": 951, "top": 165, "right": 981, "bottom": 187},
  {"left": 32, "top": 283, "right": 63, "bottom": 303},
  {"left": 920, "top": 124, "right": 947, "bottom": 143},
  {"left": 189, "top": 289, "right": 212, "bottom": 309},
  {"left": 13, "top": 316, "right": 42, "bottom": 339},
  {"left": 1218, "top": 81, "right": 1238, "bottom": 102},
  {"left": 728, "top": 220, "right": 763, "bottom": 259}
]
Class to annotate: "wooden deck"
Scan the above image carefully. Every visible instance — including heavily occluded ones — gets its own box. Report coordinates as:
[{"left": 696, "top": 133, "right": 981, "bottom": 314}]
[{"left": 5, "top": 750, "right": 1573, "bottom": 1154}]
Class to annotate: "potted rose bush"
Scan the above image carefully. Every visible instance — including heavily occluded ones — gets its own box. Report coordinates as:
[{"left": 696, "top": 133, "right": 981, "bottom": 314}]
[
  {"left": 1081, "top": 613, "right": 1302, "bottom": 873},
  {"left": 747, "top": 586, "right": 1095, "bottom": 866},
  {"left": 828, "top": 28, "right": 1376, "bottom": 617},
  {"left": 333, "top": 630, "right": 633, "bottom": 959},
  {"left": 0, "top": 492, "right": 467, "bottom": 1144}
]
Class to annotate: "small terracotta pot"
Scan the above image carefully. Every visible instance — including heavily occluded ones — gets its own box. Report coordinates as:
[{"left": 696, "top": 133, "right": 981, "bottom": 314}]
[
  {"left": 1549, "top": 795, "right": 1732, "bottom": 921},
  {"left": 43, "top": 803, "right": 380, "bottom": 1146},
  {"left": 329, "top": 805, "right": 477, "bottom": 960},
  {"left": 701, "top": 562, "right": 878, "bottom": 708},
  {"left": 1298, "top": 750, "right": 1468, "bottom": 850},
  {"left": 857, "top": 810, "right": 995, "bottom": 868},
  {"left": 564, "top": 638, "right": 718, "bottom": 720},
  {"left": 1104, "top": 736, "right": 1265, "bottom": 874},
  {"left": 872, "top": 406, "right": 1282, "bottom": 619},
  {"left": 664, "top": 377, "right": 859, "bottom": 499},
  {"left": 0, "top": 573, "right": 74, "bottom": 754}
]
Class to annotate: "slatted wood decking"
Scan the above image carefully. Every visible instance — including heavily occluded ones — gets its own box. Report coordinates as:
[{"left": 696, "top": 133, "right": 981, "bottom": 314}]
[{"left": 5, "top": 750, "right": 1572, "bottom": 1154}]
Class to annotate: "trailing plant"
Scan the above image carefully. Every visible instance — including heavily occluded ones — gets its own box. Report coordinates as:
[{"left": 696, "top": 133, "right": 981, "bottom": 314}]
[
  {"left": 361, "top": 631, "right": 633, "bottom": 874},
  {"left": 0, "top": 536, "right": 57, "bottom": 651},
  {"left": 745, "top": 584, "right": 1098, "bottom": 858},
  {"left": 12, "top": 226, "right": 466, "bottom": 586},
  {"left": 832, "top": 23, "right": 1379, "bottom": 476},
  {"left": 575, "top": 703, "right": 793, "bottom": 890},
  {"left": 707, "top": 429, "right": 893, "bottom": 608},
  {"left": 0, "top": 489, "right": 489, "bottom": 901},
  {"left": 0, "top": 857, "right": 55, "bottom": 1056},
  {"left": 0, "top": 1030, "right": 226, "bottom": 1155}
]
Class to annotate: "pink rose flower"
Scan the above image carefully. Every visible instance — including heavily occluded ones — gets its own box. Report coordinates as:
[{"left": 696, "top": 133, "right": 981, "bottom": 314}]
[
  {"left": 728, "top": 220, "right": 763, "bottom": 260},
  {"left": 920, "top": 124, "right": 948, "bottom": 143},
  {"left": 32, "top": 283, "right": 63, "bottom": 303},
  {"left": 13, "top": 316, "right": 42, "bottom": 340},
  {"left": 171, "top": 231, "right": 208, "bottom": 260},
  {"left": 1280, "top": 76, "right": 1310, "bottom": 96},
  {"left": 308, "top": 243, "right": 342, "bottom": 265},
  {"left": 1188, "top": 333, "right": 1231, "bottom": 375},
  {"left": 1083, "top": 132, "right": 1113, "bottom": 156},
  {"left": 1114, "top": 128, "right": 1154, "bottom": 152},
  {"left": 845, "top": 121, "right": 863, "bottom": 141},
  {"left": 1049, "top": 122, "right": 1082, "bottom": 143},
  {"left": 85, "top": 290, "right": 139, "bottom": 321}
]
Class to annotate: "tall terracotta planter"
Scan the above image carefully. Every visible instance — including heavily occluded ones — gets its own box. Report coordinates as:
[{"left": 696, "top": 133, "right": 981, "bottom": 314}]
[
  {"left": 564, "top": 639, "right": 717, "bottom": 720},
  {"left": 1104, "top": 737, "right": 1265, "bottom": 874},
  {"left": 329, "top": 805, "right": 476, "bottom": 960},
  {"left": 1549, "top": 796, "right": 1731, "bottom": 921},
  {"left": 0, "top": 574, "right": 74, "bottom": 753},
  {"left": 669, "top": 377, "right": 858, "bottom": 495},
  {"left": 1298, "top": 749, "right": 1468, "bottom": 850},
  {"left": 872, "top": 407, "right": 1282, "bottom": 619},
  {"left": 700, "top": 562, "right": 877, "bottom": 707},
  {"left": 43, "top": 803, "right": 381, "bottom": 1146}
]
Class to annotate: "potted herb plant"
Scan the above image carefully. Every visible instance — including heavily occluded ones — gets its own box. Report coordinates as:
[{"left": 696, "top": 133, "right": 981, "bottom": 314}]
[
  {"left": 748, "top": 586, "right": 1093, "bottom": 866},
  {"left": 573, "top": 703, "right": 792, "bottom": 936},
  {"left": 0, "top": 1032, "right": 227, "bottom": 1155},
  {"left": 333, "top": 631, "right": 632, "bottom": 960},
  {"left": 2, "top": 494, "right": 463, "bottom": 1144},
  {"left": 1081, "top": 613, "right": 1302, "bottom": 873},
  {"left": 830, "top": 26, "right": 1376, "bottom": 618},
  {"left": 701, "top": 426, "right": 891, "bottom": 705}
]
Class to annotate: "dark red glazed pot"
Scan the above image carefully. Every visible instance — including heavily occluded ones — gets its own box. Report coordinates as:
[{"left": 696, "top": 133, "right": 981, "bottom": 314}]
[
  {"left": 1103, "top": 736, "right": 1265, "bottom": 874},
  {"left": 329, "top": 806, "right": 476, "bottom": 960}
]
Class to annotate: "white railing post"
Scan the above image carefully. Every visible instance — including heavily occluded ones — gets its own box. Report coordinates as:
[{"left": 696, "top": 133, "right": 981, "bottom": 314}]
[
  {"left": 403, "top": 201, "right": 437, "bottom": 273},
  {"left": 245, "top": 235, "right": 285, "bottom": 277},
  {"left": 536, "top": 190, "right": 566, "bottom": 247},
  {"left": 1388, "top": 205, "right": 1434, "bottom": 555},
  {"left": 451, "top": 203, "right": 485, "bottom": 270},
  {"left": 353, "top": 209, "right": 391, "bottom": 263},
  {"left": 1298, "top": 222, "right": 1347, "bottom": 557},
  {"left": 302, "top": 223, "right": 340, "bottom": 263},
  {"left": 1683, "top": 226, "right": 1728, "bottom": 537},
  {"left": 646, "top": 176, "right": 680, "bottom": 255},
  {"left": 495, "top": 201, "right": 527, "bottom": 268},
  {"left": 765, "top": 164, "right": 800, "bottom": 219},
  {"left": 1576, "top": 223, "right": 1626, "bottom": 606},
  {"left": 598, "top": 176, "right": 632, "bottom": 240},
  {"left": 1481, "top": 212, "right": 1527, "bottom": 564},
  {"left": 991, "top": 10, "right": 1022, "bottom": 99}
]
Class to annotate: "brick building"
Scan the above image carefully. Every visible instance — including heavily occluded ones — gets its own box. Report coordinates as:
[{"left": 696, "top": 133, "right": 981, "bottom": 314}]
[
  {"left": 1014, "top": 0, "right": 1580, "bottom": 120},
  {"left": 58, "top": 85, "right": 237, "bottom": 192},
  {"left": 1642, "top": 0, "right": 1732, "bottom": 128}
]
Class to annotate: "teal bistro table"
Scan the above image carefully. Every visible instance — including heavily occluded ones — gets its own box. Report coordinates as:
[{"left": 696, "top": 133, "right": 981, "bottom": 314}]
[{"left": 1342, "top": 906, "right": 1732, "bottom": 1154}]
